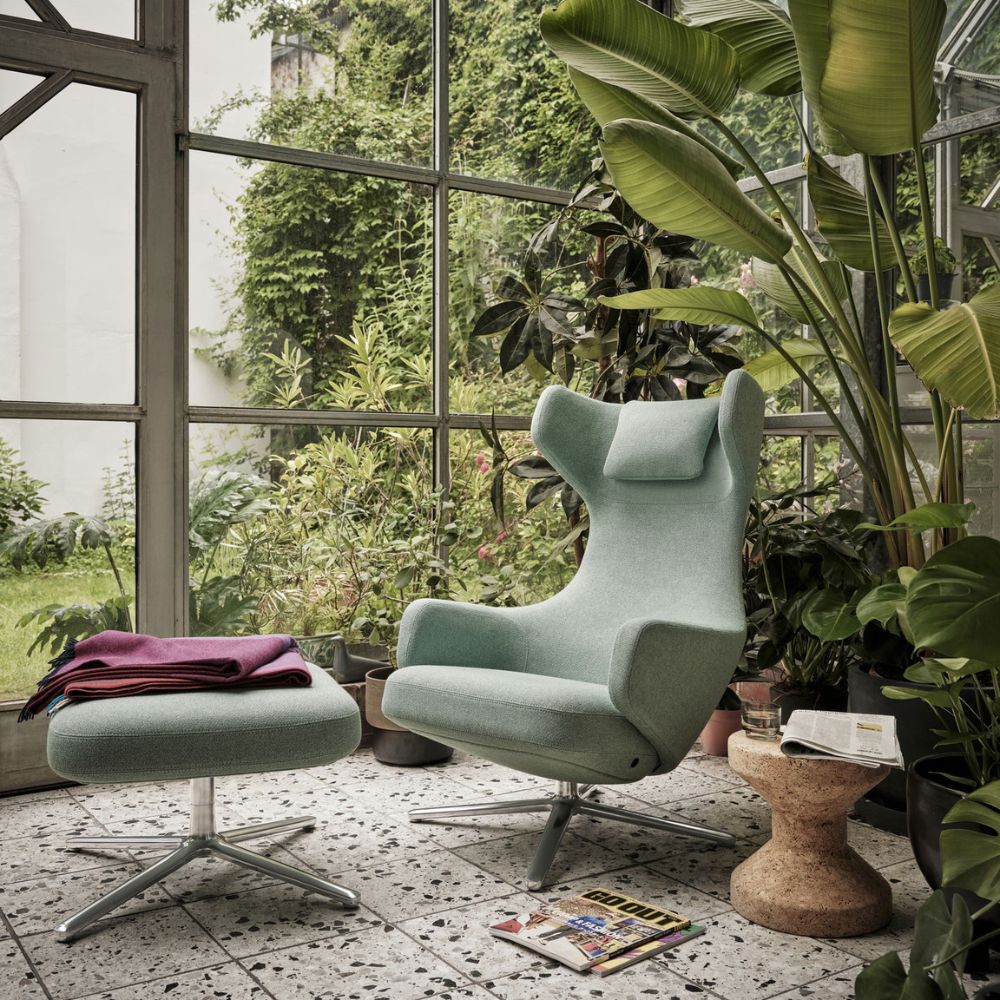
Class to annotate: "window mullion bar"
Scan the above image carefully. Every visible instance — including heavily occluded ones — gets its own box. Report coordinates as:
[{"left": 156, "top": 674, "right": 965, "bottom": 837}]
[
  {"left": 188, "top": 407, "right": 439, "bottom": 428},
  {"left": 432, "top": 0, "right": 450, "bottom": 497}
]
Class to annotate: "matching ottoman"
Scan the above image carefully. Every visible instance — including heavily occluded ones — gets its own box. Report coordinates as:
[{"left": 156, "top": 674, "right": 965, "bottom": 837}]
[{"left": 46, "top": 663, "right": 362, "bottom": 941}]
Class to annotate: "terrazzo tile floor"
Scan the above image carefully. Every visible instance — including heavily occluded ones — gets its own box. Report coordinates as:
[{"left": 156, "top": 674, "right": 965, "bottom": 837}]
[{"left": 0, "top": 745, "right": 988, "bottom": 1000}]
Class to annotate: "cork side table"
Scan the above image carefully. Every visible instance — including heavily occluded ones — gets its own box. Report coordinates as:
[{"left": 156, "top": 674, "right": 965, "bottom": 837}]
[{"left": 727, "top": 731, "right": 893, "bottom": 937}]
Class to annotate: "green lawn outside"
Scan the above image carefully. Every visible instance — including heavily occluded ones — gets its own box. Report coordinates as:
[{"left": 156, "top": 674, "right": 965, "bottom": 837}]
[{"left": 0, "top": 570, "right": 120, "bottom": 701}]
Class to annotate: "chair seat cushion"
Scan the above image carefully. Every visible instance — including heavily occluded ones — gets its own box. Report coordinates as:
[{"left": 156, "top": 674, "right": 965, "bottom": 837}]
[
  {"left": 47, "top": 664, "right": 361, "bottom": 784},
  {"left": 382, "top": 665, "right": 659, "bottom": 784}
]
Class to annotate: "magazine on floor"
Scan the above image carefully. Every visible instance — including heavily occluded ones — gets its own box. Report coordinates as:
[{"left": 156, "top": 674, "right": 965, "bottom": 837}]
[
  {"left": 780, "top": 711, "right": 904, "bottom": 768},
  {"left": 590, "top": 922, "right": 706, "bottom": 976},
  {"left": 489, "top": 887, "right": 692, "bottom": 973}
]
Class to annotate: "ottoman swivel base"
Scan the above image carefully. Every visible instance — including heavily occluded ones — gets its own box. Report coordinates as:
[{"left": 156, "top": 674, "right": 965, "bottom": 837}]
[
  {"left": 57, "top": 776, "right": 359, "bottom": 942},
  {"left": 728, "top": 732, "right": 892, "bottom": 938}
]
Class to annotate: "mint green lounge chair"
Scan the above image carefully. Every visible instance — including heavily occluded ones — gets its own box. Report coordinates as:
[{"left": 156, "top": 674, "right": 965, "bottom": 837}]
[{"left": 383, "top": 370, "right": 764, "bottom": 888}]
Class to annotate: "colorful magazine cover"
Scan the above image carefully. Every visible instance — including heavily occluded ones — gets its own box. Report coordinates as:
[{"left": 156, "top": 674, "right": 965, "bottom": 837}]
[
  {"left": 489, "top": 887, "right": 691, "bottom": 972},
  {"left": 590, "top": 922, "right": 706, "bottom": 976}
]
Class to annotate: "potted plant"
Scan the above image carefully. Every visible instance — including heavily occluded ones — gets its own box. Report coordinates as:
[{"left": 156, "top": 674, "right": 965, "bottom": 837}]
[
  {"left": 364, "top": 664, "right": 454, "bottom": 766},
  {"left": 857, "top": 780, "right": 1000, "bottom": 998},
  {"left": 699, "top": 666, "right": 757, "bottom": 756},
  {"left": 908, "top": 237, "right": 959, "bottom": 304},
  {"left": 744, "top": 498, "right": 871, "bottom": 723}
]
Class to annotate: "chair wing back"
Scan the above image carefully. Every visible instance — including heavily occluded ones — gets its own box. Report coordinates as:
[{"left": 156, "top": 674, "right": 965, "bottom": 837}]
[{"left": 513, "top": 370, "right": 764, "bottom": 686}]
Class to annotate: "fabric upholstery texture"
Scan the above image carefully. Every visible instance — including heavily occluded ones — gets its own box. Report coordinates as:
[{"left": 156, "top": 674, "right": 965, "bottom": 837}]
[
  {"left": 603, "top": 397, "right": 720, "bottom": 481},
  {"left": 383, "top": 369, "right": 764, "bottom": 784},
  {"left": 47, "top": 663, "right": 361, "bottom": 784}
]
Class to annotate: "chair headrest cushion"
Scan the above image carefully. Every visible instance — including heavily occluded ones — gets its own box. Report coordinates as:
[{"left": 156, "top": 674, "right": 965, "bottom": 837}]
[{"left": 603, "top": 397, "right": 721, "bottom": 481}]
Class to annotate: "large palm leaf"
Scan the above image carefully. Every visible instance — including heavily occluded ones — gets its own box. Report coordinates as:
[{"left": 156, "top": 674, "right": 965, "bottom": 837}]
[
  {"left": 788, "top": 0, "right": 945, "bottom": 155},
  {"left": 567, "top": 67, "right": 744, "bottom": 178},
  {"left": 676, "top": 0, "right": 801, "bottom": 96},
  {"left": 599, "top": 119, "right": 792, "bottom": 262},
  {"left": 889, "top": 284, "right": 1000, "bottom": 420},
  {"left": 540, "top": 0, "right": 739, "bottom": 119}
]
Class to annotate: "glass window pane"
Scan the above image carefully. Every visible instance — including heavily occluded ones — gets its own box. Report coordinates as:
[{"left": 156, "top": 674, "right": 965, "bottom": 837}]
[
  {"left": 759, "top": 435, "right": 803, "bottom": 494},
  {"left": 189, "top": 151, "right": 432, "bottom": 412},
  {"left": 707, "top": 90, "right": 802, "bottom": 173},
  {"left": 188, "top": 423, "right": 432, "bottom": 651},
  {"left": 0, "top": 68, "right": 44, "bottom": 107},
  {"left": 449, "top": 0, "right": 595, "bottom": 189},
  {"left": 67, "top": 1, "right": 135, "bottom": 37},
  {"left": 190, "top": 2, "right": 432, "bottom": 167},
  {"left": 0, "top": 1, "right": 39, "bottom": 19},
  {"left": 0, "top": 421, "right": 135, "bottom": 701},
  {"left": 963, "top": 422, "right": 1000, "bottom": 539},
  {"left": 449, "top": 429, "right": 576, "bottom": 606},
  {"left": 449, "top": 190, "right": 595, "bottom": 415},
  {"left": 0, "top": 82, "right": 136, "bottom": 404}
]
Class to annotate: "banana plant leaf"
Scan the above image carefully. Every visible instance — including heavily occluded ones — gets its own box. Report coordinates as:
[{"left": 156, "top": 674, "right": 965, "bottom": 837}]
[
  {"left": 751, "top": 239, "right": 848, "bottom": 325},
  {"left": 889, "top": 284, "right": 1000, "bottom": 420},
  {"left": 540, "top": 0, "right": 739, "bottom": 119},
  {"left": 905, "top": 535, "right": 1000, "bottom": 662},
  {"left": 787, "top": 0, "right": 945, "bottom": 155},
  {"left": 599, "top": 286, "right": 759, "bottom": 327},
  {"left": 676, "top": 0, "right": 801, "bottom": 96},
  {"left": 567, "top": 67, "right": 744, "bottom": 178},
  {"left": 807, "top": 153, "right": 896, "bottom": 271},
  {"left": 599, "top": 119, "right": 792, "bottom": 262},
  {"left": 741, "top": 335, "right": 832, "bottom": 392},
  {"left": 860, "top": 502, "right": 977, "bottom": 535}
]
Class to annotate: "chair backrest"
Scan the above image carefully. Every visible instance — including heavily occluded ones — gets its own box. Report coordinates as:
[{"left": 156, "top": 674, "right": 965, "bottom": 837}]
[{"left": 509, "top": 369, "right": 764, "bottom": 686}]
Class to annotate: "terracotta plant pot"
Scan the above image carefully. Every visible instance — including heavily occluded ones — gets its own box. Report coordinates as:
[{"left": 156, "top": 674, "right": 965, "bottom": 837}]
[{"left": 699, "top": 708, "right": 742, "bottom": 757}]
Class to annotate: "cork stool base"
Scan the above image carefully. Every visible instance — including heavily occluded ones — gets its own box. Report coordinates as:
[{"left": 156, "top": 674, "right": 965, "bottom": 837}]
[{"left": 727, "top": 731, "right": 893, "bottom": 938}]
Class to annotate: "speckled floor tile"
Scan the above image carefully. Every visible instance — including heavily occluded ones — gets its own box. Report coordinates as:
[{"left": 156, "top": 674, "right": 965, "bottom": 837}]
[
  {"left": 541, "top": 864, "right": 733, "bottom": 923},
  {"left": 0, "top": 793, "right": 101, "bottom": 840},
  {"left": 661, "top": 909, "right": 859, "bottom": 999},
  {"left": 184, "top": 882, "right": 380, "bottom": 957},
  {"left": 481, "top": 963, "right": 719, "bottom": 999},
  {"left": 0, "top": 861, "right": 173, "bottom": 936},
  {"left": 68, "top": 780, "right": 192, "bottom": 826},
  {"left": 647, "top": 838, "right": 757, "bottom": 902},
  {"left": 243, "top": 922, "right": 465, "bottom": 999},
  {"left": 135, "top": 841, "right": 313, "bottom": 903},
  {"left": 21, "top": 905, "right": 228, "bottom": 999},
  {"left": 398, "top": 892, "right": 550, "bottom": 981},
  {"left": 345, "top": 850, "right": 512, "bottom": 921},
  {"left": 625, "top": 765, "right": 742, "bottom": 806},
  {"left": 677, "top": 755, "right": 745, "bottom": 786},
  {"left": 0, "top": 829, "right": 116, "bottom": 885},
  {"left": 672, "top": 786, "right": 771, "bottom": 844},
  {"left": 430, "top": 757, "right": 552, "bottom": 797},
  {"left": 767, "top": 966, "right": 863, "bottom": 999},
  {"left": 846, "top": 821, "right": 916, "bottom": 870},
  {"left": 89, "top": 961, "right": 272, "bottom": 999},
  {"left": 0, "top": 936, "right": 46, "bottom": 998},
  {"left": 821, "top": 859, "right": 929, "bottom": 961},
  {"left": 453, "top": 830, "right": 623, "bottom": 890}
]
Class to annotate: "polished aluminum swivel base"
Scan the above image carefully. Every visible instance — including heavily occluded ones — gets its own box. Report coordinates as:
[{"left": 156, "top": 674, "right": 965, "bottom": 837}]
[
  {"left": 409, "top": 780, "right": 735, "bottom": 890},
  {"left": 57, "top": 776, "right": 359, "bottom": 942}
]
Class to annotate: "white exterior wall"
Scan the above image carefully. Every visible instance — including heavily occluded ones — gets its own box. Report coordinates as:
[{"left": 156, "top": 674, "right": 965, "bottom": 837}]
[{"left": 0, "top": 8, "right": 271, "bottom": 516}]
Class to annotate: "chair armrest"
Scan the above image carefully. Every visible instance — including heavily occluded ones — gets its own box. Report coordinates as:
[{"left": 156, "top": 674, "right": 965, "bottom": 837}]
[
  {"left": 396, "top": 599, "right": 528, "bottom": 673},
  {"left": 608, "top": 617, "right": 745, "bottom": 771}
]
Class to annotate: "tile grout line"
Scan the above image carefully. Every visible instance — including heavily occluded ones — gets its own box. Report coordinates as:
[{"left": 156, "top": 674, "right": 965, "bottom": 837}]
[{"left": 1, "top": 907, "right": 55, "bottom": 1000}]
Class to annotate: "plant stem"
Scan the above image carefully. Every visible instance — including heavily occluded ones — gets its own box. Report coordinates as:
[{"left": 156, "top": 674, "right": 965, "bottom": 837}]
[{"left": 865, "top": 155, "right": 918, "bottom": 302}]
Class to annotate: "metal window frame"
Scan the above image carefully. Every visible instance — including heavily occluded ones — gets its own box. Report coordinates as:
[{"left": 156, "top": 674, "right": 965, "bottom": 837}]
[{"left": 1, "top": 0, "right": 998, "bottom": 644}]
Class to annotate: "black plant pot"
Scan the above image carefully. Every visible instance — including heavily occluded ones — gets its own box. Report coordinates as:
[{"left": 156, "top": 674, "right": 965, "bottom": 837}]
[
  {"left": 974, "top": 984, "right": 1000, "bottom": 999},
  {"left": 908, "top": 753, "right": 996, "bottom": 975},
  {"left": 917, "top": 271, "right": 956, "bottom": 304},
  {"left": 365, "top": 667, "right": 454, "bottom": 766},
  {"left": 769, "top": 683, "right": 846, "bottom": 725},
  {"left": 849, "top": 664, "right": 939, "bottom": 833}
]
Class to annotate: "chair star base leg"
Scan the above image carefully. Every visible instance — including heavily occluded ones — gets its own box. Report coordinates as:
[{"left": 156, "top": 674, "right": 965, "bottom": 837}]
[{"left": 407, "top": 780, "right": 735, "bottom": 889}]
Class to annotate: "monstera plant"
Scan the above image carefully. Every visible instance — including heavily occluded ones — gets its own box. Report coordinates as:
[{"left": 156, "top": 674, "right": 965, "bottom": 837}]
[{"left": 539, "top": 0, "right": 1000, "bottom": 569}]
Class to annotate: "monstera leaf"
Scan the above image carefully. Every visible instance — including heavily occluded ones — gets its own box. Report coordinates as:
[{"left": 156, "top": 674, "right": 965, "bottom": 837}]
[
  {"left": 567, "top": 67, "right": 744, "bottom": 178},
  {"left": 676, "top": 0, "right": 801, "bottom": 96},
  {"left": 889, "top": 284, "right": 1000, "bottom": 420},
  {"left": 541, "top": 0, "right": 739, "bottom": 119},
  {"left": 860, "top": 502, "right": 976, "bottom": 535},
  {"left": 788, "top": 0, "right": 946, "bottom": 155},
  {"left": 599, "top": 286, "right": 760, "bottom": 327},
  {"left": 807, "top": 153, "right": 896, "bottom": 271},
  {"left": 942, "top": 781, "right": 1000, "bottom": 901},
  {"left": 905, "top": 535, "right": 1000, "bottom": 662},
  {"left": 599, "top": 120, "right": 792, "bottom": 262}
]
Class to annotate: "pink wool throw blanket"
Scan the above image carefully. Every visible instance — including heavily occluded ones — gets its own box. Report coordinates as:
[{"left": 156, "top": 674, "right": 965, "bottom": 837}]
[{"left": 20, "top": 631, "right": 311, "bottom": 721}]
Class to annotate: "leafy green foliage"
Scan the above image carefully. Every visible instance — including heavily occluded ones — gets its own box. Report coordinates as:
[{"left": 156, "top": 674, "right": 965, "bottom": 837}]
[{"left": 0, "top": 440, "right": 45, "bottom": 538}]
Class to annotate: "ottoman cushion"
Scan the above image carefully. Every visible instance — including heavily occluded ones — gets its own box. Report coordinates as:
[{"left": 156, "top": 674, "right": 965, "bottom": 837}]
[{"left": 47, "top": 664, "right": 361, "bottom": 783}]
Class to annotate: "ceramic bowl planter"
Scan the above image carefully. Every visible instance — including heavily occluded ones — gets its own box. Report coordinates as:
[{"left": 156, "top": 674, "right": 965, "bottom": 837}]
[
  {"left": 364, "top": 666, "right": 453, "bottom": 766},
  {"left": 699, "top": 708, "right": 742, "bottom": 756}
]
